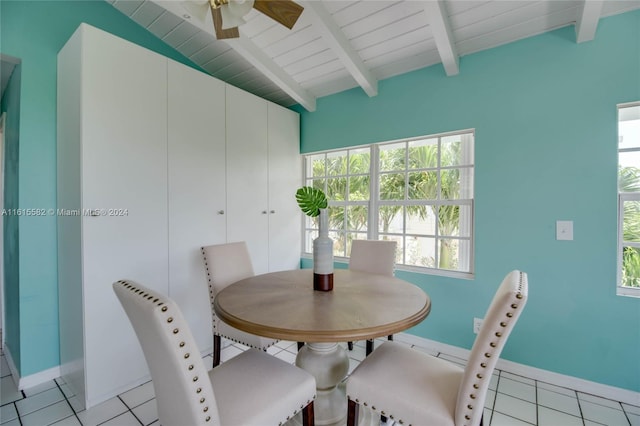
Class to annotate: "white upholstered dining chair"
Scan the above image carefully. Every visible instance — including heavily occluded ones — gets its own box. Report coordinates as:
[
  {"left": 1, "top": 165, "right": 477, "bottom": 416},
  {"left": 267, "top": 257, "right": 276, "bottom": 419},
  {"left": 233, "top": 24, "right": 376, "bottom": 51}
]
[
  {"left": 201, "top": 242, "right": 279, "bottom": 367},
  {"left": 348, "top": 239, "right": 397, "bottom": 355},
  {"left": 346, "top": 270, "right": 528, "bottom": 426},
  {"left": 113, "top": 279, "right": 316, "bottom": 426}
]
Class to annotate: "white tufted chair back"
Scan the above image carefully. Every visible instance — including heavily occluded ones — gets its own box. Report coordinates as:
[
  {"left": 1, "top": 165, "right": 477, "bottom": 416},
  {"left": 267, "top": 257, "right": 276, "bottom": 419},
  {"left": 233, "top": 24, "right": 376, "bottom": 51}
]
[
  {"left": 349, "top": 240, "right": 397, "bottom": 277},
  {"left": 454, "top": 270, "right": 528, "bottom": 426},
  {"left": 113, "top": 280, "right": 221, "bottom": 426},
  {"left": 201, "top": 242, "right": 255, "bottom": 295}
]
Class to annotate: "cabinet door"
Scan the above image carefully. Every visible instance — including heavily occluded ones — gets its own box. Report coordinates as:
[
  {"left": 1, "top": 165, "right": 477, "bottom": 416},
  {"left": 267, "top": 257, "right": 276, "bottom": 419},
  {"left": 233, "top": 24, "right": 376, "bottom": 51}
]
[
  {"left": 268, "top": 104, "right": 302, "bottom": 271},
  {"left": 79, "top": 26, "right": 169, "bottom": 407},
  {"left": 167, "top": 60, "right": 226, "bottom": 352},
  {"left": 226, "top": 85, "right": 269, "bottom": 273}
]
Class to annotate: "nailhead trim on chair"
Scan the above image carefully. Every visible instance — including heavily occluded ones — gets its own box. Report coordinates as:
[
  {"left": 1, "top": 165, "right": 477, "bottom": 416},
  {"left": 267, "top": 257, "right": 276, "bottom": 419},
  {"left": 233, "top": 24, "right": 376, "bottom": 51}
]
[
  {"left": 200, "top": 248, "right": 277, "bottom": 352},
  {"left": 116, "top": 280, "right": 215, "bottom": 424},
  {"left": 459, "top": 271, "right": 526, "bottom": 426}
]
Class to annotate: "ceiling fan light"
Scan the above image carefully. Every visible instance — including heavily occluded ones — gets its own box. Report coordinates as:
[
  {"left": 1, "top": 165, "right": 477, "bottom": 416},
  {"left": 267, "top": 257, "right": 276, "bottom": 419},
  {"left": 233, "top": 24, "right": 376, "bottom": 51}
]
[{"left": 220, "top": 0, "right": 255, "bottom": 29}]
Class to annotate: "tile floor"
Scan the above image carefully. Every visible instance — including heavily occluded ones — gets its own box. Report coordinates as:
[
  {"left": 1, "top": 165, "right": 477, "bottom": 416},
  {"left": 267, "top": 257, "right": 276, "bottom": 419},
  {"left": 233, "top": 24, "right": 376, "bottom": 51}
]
[{"left": 1, "top": 337, "right": 638, "bottom": 426}]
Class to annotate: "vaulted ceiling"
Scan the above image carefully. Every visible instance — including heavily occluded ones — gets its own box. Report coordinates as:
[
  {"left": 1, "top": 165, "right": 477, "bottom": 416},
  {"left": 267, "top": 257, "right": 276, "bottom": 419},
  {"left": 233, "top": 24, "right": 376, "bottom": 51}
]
[{"left": 108, "top": 0, "right": 640, "bottom": 111}]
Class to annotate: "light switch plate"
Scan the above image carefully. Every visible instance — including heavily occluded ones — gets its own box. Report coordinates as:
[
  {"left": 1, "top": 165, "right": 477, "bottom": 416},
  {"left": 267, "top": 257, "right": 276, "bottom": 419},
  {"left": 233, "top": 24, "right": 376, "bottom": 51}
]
[{"left": 556, "top": 220, "right": 573, "bottom": 240}]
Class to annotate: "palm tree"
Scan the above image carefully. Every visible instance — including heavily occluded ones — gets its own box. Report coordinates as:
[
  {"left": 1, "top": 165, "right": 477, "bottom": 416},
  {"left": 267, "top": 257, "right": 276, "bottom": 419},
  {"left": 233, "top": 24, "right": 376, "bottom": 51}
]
[{"left": 619, "top": 166, "right": 640, "bottom": 287}]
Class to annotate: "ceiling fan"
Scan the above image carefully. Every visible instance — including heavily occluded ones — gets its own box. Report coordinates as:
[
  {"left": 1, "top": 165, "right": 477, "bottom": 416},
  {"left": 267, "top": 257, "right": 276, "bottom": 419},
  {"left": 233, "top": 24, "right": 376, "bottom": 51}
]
[{"left": 202, "top": 0, "right": 304, "bottom": 40}]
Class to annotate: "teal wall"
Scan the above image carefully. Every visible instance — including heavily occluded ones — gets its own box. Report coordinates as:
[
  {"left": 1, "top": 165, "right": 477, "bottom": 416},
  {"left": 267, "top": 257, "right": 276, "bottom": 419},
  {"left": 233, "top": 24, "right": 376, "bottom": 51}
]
[
  {"left": 297, "top": 11, "right": 640, "bottom": 392},
  {"left": 0, "top": 0, "right": 205, "bottom": 376}
]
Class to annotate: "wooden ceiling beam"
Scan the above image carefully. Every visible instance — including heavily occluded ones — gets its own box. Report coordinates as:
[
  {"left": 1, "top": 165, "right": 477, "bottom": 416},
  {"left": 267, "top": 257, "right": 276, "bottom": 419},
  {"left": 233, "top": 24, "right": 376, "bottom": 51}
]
[
  {"left": 422, "top": 0, "right": 459, "bottom": 76},
  {"left": 576, "top": 0, "right": 604, "bottom": 43},
  {"left": 302, "top": 0, "right": 378, "bottom": 97}
]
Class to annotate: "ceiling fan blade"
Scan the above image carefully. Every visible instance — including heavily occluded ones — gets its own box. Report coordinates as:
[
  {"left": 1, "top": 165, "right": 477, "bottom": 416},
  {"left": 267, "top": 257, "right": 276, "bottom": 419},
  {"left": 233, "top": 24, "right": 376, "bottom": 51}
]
[
  {"left": 253, "top": 0, "right": 303, "bottom": 30},
  {"left": 211, "top": 2, "right": 240, "bottom": 39}
]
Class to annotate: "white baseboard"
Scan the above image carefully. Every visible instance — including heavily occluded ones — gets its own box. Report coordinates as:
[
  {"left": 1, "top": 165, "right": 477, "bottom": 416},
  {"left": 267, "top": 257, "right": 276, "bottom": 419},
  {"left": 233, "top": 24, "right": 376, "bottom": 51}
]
[
  {"left": 3, "top": 344, "right": 62, "bottom": 390},
  {"left": 395, "top": 333, "right": 640, "bottom": 407}
]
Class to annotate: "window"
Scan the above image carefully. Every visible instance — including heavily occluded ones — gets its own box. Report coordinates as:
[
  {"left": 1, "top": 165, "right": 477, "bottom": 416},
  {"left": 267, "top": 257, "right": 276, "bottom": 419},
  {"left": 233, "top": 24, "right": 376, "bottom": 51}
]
[
  {"left": 618, "top": 103, "right": 640, "bottom": 297},
  {"left": 302, "top": 130, "right": 474, "bottom": 277}
]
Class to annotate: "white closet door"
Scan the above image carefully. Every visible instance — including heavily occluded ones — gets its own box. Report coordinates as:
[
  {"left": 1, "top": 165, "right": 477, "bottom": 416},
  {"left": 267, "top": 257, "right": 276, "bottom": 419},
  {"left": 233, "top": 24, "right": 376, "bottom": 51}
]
[
  {"left": 226, "top": 85, "right": 269, "bottom": 273},
  {"left": 79, "top": 26, "right": 169, "bottom": 406},
  {"left": 267, "top": 103, "right": 301, "bottom": 271},
  {"left": 167, "top": 60, "right": 226, "bottom": 352}
]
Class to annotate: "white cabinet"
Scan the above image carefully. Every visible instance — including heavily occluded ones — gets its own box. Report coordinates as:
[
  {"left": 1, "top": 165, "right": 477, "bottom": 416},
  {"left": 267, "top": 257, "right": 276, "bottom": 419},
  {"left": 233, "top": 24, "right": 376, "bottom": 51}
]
[
  {"left": 226, "top": 86, "right": 301, "bottom": 274},
  {"left": 267, "top": 103, "right": 302, "bottom": 272},
  {"left": 58, "top": 24, "right": 169, "bottom": 409},
  {"left": 58, "top": 23, "right": 300, "bottom": 409},
  {"left": 226, "top": 85, "right": 270, "bottom": 273},
  {"left": 167, "top": 59, "right": 227, "bottom": 352}
]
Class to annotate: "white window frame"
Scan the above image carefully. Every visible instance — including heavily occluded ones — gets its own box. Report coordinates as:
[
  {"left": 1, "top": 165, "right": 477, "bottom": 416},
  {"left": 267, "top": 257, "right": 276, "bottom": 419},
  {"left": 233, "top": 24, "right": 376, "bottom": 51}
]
[
  {"left": 617, "top": 102, "right": 640, "bottom": 297},
  {"left": 302, "top": 129, "right": 475, "bottom": 279}
]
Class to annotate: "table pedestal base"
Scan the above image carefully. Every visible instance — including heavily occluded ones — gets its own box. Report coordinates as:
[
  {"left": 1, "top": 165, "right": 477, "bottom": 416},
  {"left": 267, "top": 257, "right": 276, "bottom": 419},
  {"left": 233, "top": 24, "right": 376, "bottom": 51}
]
[{"left": 296, "top": 342, "right": 349, "bottom": 426}]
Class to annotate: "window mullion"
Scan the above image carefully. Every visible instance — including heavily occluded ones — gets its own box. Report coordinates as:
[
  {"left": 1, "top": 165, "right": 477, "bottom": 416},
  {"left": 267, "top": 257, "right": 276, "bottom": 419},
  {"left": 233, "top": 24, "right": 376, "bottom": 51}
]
[{"left": 370, "top": 145, "right": 379, "bottom": 240}]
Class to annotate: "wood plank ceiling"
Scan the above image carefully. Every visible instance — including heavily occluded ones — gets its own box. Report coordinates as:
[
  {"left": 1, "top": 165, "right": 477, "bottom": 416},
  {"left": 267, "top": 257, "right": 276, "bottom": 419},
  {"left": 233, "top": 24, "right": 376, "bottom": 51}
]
[{"left": 107, "top": 0, "right": 640, "bottom": 111}]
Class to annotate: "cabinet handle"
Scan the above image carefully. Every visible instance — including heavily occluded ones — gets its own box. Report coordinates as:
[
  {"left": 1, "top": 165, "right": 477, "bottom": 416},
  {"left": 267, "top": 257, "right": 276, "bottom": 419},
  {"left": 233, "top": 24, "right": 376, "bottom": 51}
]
[
  {"left": 217, "top": 210, "right": 225, "bottom": 215},
  {"left": 262, "top": 210, "right": 267, "bottom": 214},
  {"left": 270, "top": 210, "right": 275, "bottom": 214}
]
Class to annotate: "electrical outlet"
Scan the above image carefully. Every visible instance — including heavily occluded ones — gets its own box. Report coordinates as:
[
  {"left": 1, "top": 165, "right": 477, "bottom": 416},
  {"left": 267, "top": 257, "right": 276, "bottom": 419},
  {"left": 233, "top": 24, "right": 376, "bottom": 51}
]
[{"left": 473, "top": 317, "right": 483, "bottom": 334}]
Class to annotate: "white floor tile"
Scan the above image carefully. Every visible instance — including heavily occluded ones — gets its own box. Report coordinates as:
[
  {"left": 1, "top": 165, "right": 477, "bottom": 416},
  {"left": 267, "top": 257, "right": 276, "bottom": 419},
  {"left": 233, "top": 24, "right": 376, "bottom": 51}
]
[
  {"left": 1, "top": 376, "right": 22, "bottom": 407},
  {"left": 485, "top": 389, "right": 496, "bottom": 409},
  {"left": 119, "top": 381, "right": 155, "bottom": 409},
  {"left": 16, "top": 387, "right": 65, "bottom": 416},
  {"left": 131, "top": 398, "right": 158, "bottom": 425},
  {"left": 537, "top": 387, "right": 581, "bottom": 417},
  {"left": 20, "top": 400, "right": 73, "bottom": 426},
  {"left": 490, "top": 411, "right": 534, "bottom": 425},
  {"left": 579, "top": 392, "right": 624, "bottom": 409},
  {"left": 50, "top": 415, "right": 82, "bottom": 426},
  {"left": 500, "top": 371, "right": 535, "bottom": 386},
  {"left": 100, "top": 411, "right": 141, "bottom": 426},
  {"left": 493, "top": 393, "right": 537, "bottom": 424},
  {"left": 538, "top": 406, "right": 583, "bottom": 426},
  {"left": 624, "top": 403, "right": 640, "bottom": 416},
  {"left": 0, "top": 418, "right": 20, "bottom": 426},
  {"left": 275, "top": 349, "right": 297, "bottom": 364},
  {"left": 580, "top": 399, "right": 629, "bottom": 425},
  {"left": 76, "top": 397, "right": 129, "bottom": 426},
  {"left": 489, "top": 372, "right": 499, "bottom": 391},
  {"left": 274, "top": 340, "right": 297, "bottom": 350},
  {"left": 0, "top": 402, "right": 18, "bottom": 423},
  {"left": 537, "top": 380, "right": 577, "bottom": 398},
  {"left": 497, "top": 376, "right": 536, "bottom": 403},
  {"left": 23, "top": 379, "right": 58, "bottom": 397}
]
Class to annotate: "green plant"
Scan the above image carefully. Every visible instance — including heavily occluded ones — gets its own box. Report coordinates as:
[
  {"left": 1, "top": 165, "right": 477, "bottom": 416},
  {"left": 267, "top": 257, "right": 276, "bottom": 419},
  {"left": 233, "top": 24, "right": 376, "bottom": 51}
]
[{"left": 295, "top": 186, "right": 327, "bottom": 217}]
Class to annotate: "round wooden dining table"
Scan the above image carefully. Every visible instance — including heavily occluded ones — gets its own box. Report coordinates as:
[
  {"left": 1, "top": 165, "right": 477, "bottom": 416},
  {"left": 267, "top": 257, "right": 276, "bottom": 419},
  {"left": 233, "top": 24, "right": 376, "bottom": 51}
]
[{"left": 214, "top": 268, "right": 431, "bottom": 426}]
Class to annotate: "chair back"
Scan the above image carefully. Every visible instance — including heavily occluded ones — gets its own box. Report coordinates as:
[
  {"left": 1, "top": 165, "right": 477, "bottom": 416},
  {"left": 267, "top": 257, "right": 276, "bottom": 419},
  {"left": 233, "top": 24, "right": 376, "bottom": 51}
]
[
  {"left": 455, "top": 270, "right": 528, "bottom": 426},
  {"left": 113, "top": 280, "right": 220, "bottom": 426},
  {"left": 349, "top": 240, "right": 397, "bottom": 277},
  {"left": 201, "top": 242, "right": 255, "bottom": 295}
]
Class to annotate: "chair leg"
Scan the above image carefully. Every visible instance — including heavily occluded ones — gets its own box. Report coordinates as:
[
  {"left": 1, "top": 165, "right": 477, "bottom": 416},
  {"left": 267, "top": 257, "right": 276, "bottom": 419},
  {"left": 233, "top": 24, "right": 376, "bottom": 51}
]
[
  {"left": 366, "top": 339, "right": 374, "bottom": 356},
  {"left": 348, "top": 341, "right": 353, "bottom": 351},
  {"left": 302, "top": 401, "right": 315, "bottom": 426},
  {"left": 298, "top": 341, "right": 305, "bottom": 351},
  {"left": 347, "top": 399, "right": 359, "bottom": 426},
  {"left": 213, "top": 334, "right": 221, "bottom": 368},
  {"left": 388, "top": 334, "right": 393, "bottom": 341}
]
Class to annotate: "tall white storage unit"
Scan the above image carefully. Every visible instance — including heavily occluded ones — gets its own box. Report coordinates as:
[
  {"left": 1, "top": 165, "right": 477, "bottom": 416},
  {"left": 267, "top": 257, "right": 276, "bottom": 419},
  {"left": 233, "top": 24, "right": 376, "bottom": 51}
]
[
  {"left": 167, "top": 59, "right": 227, "bottom": 352},
  {"left": 57, "top": 24, "right": 169, "bottom": 409},
  {"left": 58, "top": 23, "right": 300, "bottom": 409},
  {"left": 226, "top": 85, "right": 301, "bottom": 274}
]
